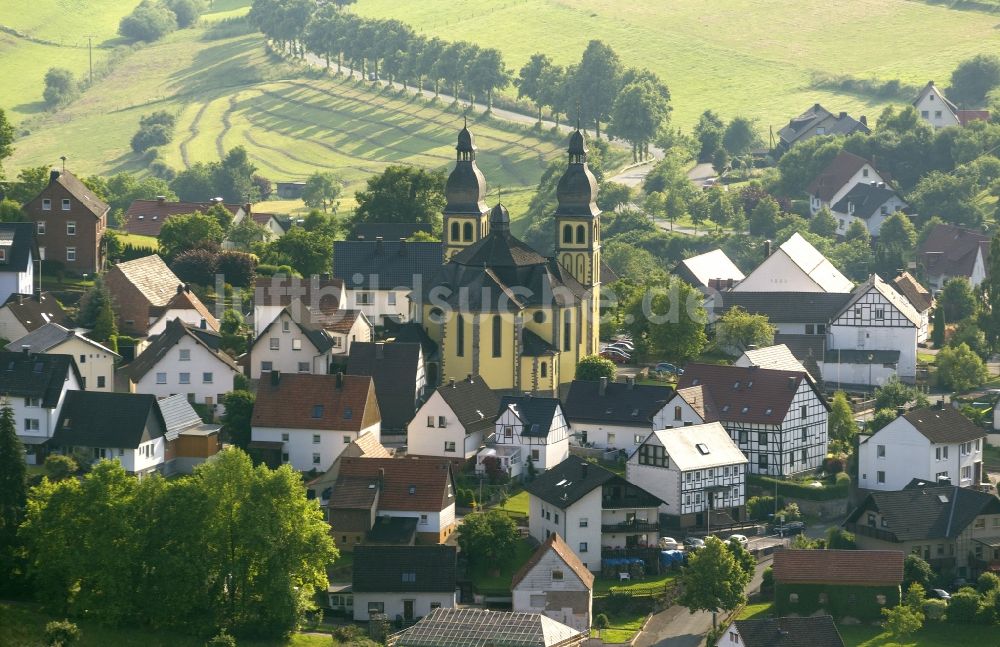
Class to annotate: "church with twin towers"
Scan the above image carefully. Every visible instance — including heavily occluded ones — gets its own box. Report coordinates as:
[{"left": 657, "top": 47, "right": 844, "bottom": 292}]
[{"left": 417, "top": 125, "right": 605, "bottom": 396}]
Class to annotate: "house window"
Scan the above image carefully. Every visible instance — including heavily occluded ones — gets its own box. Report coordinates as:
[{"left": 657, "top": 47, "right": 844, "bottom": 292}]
[
  {"left": 179, "top": 349, "right": 190, "bottom": 361},
  {"left": 24, "top": 398, "right": 40, "bottom": 407},
  {"left": 156, "top": 372, "right": 167, "bottom": 384},
  {"left": 419, "top": 514, "right": 428, "bottom": 525},
  {"left": 540, "top": 362, "right": 547, "bottom": 378},
  {"left": 801, "top": 428, "right": 807, "bottom": 442},
  {"left": 343, "top": 435, "right": 351, "bottom": 444},
  {"left": 877, "top": 444, "right": 885, "bottom": 458},
  {"left": 79, "top": 354, "right": 86, "bottom": 364},
  {"left": 261, "top": 361, "right": 273, "bottom": 372},
  {"left": 282, "top": 452, "right": 289, "bottom": 463},
  {"left": 292, "top": 339, "right": 302, "bottom": 351},
  {"left": 638, "top": 444, "right": 668, "bottom": 468},
  {"left": 451, "top": 222, "right": 460, "bottom": 241},
  {"left": 36, "top": 221, "right": 46, "bottom": 234},
  {"left": 922, "top": 110, "right": 930, "bottom": 118},
  {"left": 444, "top": 441, "right": 456, "bottom": 452},
  {"left": 805, "top": 324, "right": 814, "bottom": 335},
  {"left": 61, "top": 199, "right": 70, "bottom": 211},
  {"left": 504, "top": 426, "right": 513, "bottom": 439},
  {"left": 42, "top": 199, "right": 51, "bottom": 211},
  {"left": 312, "top": 405, "right": 324, "bottom": 418},
  {"left": 758, "top": 432, "right": 767, "bottom": 446},
  {"left": 438, "top": 416, "right": 447, "bottom": 427},
  {"left": 281, "top": 433, "right": 289, "bottom": 442},
  {"left": 282, "top": 320, "right": 290, "bottom": 332},
  {"left": 492, "top": 315, "right": 502, "bottom": 358},
  {"left": 935, "top": 110, "right": 942, "bottom": 118},
  {"left": 862, "top": 168, "right": 869, "bottom": 178},
  {"left": 674, "top": 406, "right": 682, "bottom": 421},
  {"left": 554, "top": 513, "right": 559, "bottom": 523},
  {"left": 313, "top": 453, "right": 321, "bottom": 465},
  {"left": 936, "top": 447, "right": 941, "bottom": 460},
  {"left": 877, "top": 471, "right": 885, "bottom": 484},
  {"left": 738, "top": 430, "right": 748, "bottom": 444},
  {"left": 356, "top": 292, "right": 373, "bottom": 305},
  {"left": 203, "top": 372, "right": 213, "bottom": 383},
  {"left": 298, "top": 362, "right": 310, "bottom": 372},
  {"left": 66, "top": 247, "right": 76, "bottom": 262},
  {"left": 179, "top": 373, "right": 190, "bottom": 384},
  {"left": 531, "top": 449, "right": 540, "bottom": 461},
  {"left": 387, "top": 292, "right": 396, "bottom": 306},
  {"left": 401, "top": 572, "right": 416, "bottom": 583},
  {"left": 24, "top": 419, "right": 39, "bottom": 431},
  {"left": 367, "top": 602, "right": 384, "bottom": 615},
  {"left": 552, "top": 569, "right": 564, "bottom": 580},
  {"left": 427, "top": 416, "right": 434, "bottom": 427},
  {"left": 97, "top": 376, "right": 105, "bottom": 389},
  {"left": 800, "top": 405, "right": 807, "bottom": 418},
  {"left": 312, "top": 434, "right": 321, "bottom": 444},
  {"left": 758, "top": 455, "right": 768, "bottom": 470},
  {"left": 579, "top": 542, "right": 588, "bottom": 553},
  {"left": 66, "top": 221, "right": 76, "bottom": 235},
  {"left": 269, "top": 338, "right": 279, "bottom": 350},
  {"left": 875, "top": 308, "right": 884, "bottom": 320},
  {"left": 579, "top": 518, "right": 588, "bottom": 527},
  {"left": 963, "top": 466, "right": 973, "bottom": 481},
  {"left": 801, "top": 449, "right": 807, "bottom": 463},
  {"left": 463, "top": 222, "right": 473, "bottom": 242}
]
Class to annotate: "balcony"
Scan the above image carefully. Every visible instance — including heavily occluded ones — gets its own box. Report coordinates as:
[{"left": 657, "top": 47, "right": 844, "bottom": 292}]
[
  {"left": 845, "top": 522, "right": 898, "bottom": 543},
  {"left": 601, "top": 520, "right": 659, "bottom": 533}
]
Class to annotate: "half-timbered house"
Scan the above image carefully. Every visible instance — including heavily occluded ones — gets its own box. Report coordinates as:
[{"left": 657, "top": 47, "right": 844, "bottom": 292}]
[
  {"left": 677, "top": 364, "right": 829, "bottom": 476},
  {"left": 488, "top": 395, "right": 570, "bottom": 473}
]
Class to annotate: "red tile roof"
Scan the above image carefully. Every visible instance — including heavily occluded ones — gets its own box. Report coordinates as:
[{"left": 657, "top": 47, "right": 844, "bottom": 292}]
[
  {"left": 772, "top": 549, "right": 903, "bottom": 585},
  {"left": 151, "top": 285, "right": 220, "bottom": 330},
  {"left": 958, "top": 110, "right": 990, "bottom": 126},
  {"left": 919, "top": 223, "right": 990, "bottom": 280},
  {"left": 677, "top": 363, "right": 825, "bottom": 424},
  {"left": 252, "top": 372, "right": 379, "bottom": 431},
  {"left": 335, "top": 456, "right": 453, "bottom": 512},
  {"left": 123, "top": 199, "right": 242, "bottom": 236}
]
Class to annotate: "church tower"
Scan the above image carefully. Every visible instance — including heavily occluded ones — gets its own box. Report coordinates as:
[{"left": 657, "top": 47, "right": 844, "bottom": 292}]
[
  {"left": 554, "top": 128, "right": 601, "bottom": 288},
  {"left": 442, "top": 125, "right": 489, "bottom": 261}
]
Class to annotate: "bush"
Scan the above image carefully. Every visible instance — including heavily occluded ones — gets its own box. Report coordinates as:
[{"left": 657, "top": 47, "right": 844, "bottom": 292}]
[
  {"left": 979, "top": 572, "right": 1000, "bottom": 594},
  {"left": 216, "top": 251, "right": 257, "bottom": 288},
  {"left": 171, "top": 249, "right": 219, "bottom": 286},
  {"left": 43, "top": 68, "right": 78, "bottom": 108},
  {"left": 594, "top": 613, "right": 610, "bottom": 629},
  {"left": 835, "top": 472, "right": 851, "bottom": 486},
  {"left": 749, "top": 474, "right": 849, "bottom": 501},
  {"left": 165, "top": 0, "right": 203, "bottom": 28},
  {"left": 922, "top": 598, "right": 948, "bottom": 621},
  {"left": 822, "top": 456, "right": 844, "bottom": 474},
  {"left": 746, "top": 495, "right": 784, "bottom": 521},
  {"left": 131, "top": 123, "right": 172, "bottom": 153},
  {"left": 44, "top": 620, "right": 81, "bottom": 646},
  {"left": 761, "top": 566, "right": 774, "bottom": 592},
  {"left": 947, "top": 587, "right": 981, "bottom": 623},
  {"left": 255, "top": 263, "right": 279, "bottom": 277},
  {"left": 44, "top": 455, "right": 78, "bottom": 481},
  {"left": 205, "top": 630, "right": 236, "bottom": 647},
  {"left": 119, "top": 1, "right": 178, "bottom": 41}
]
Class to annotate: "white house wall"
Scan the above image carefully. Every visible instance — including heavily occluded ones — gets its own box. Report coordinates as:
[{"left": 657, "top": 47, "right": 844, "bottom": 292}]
[
  {"left": 511, "top": 549, "right": 592, "bottom": 633},
  {"left": 828, "top": 287, "right": 918, "bottom": 381},
  {"left": 732, "top": 251, "right": 826, "bottom": 292},
  {"left": 652, "top": 396, "right": 706, "bottom": 430},
  {"left": 569, "top": 422, "right": 651, "bottom": 456},
  {"left": 495, "top": 407, "right": 570, "bottom": 471},
  {"left": 528, "top": 488, "right": 603, "bottom": 571},
  {"left": 344, "top": 288, "right": 411, "bottom": 325},
  {"left": 133, "top": 335, "right": 237, "bottom": 409},
  {"left": 407, "top": 391, "right": 483, "bottom": 459},
  {"left": 352, "top": 591, "right": 456, "bottom": 622},
  {"left": 833, "top": 193, "right": 907, "bottom": 237},
  {"left": 148, "top": 309, "right": 218, "bottom": 336},
  {"left": 809, "top": 163, "right": 886, "bottom": 215},
  {"left": 250, "top": 311, "right": 332, "bottom": 380},
  {"left": 858, "top": 418, "right": 984, "bottom": 491},
  {"left": 252, "top": 422, "right": 380, "bottom": 472},
  {"left": 915, "top": 91, "right": 960, "bottom": 128}
]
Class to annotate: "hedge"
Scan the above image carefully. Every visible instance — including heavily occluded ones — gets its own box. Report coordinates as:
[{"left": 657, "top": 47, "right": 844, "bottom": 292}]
[{"left": 749, "top": 474, "right": 849, "bottom": 501}]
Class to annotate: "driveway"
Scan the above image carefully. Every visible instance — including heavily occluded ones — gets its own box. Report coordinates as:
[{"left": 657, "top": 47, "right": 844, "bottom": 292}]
[
  {"left": 686, "top": 162, "right": 716, "bottom": 187},
  {"left": 634, "top": 561, "right": 769, "bottom": 646}
]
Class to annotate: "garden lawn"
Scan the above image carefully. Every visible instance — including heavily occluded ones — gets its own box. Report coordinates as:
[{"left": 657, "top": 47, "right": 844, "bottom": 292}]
[
  {"left": 469, "top": 537, "right": 535, "bottom": 596},
  {"left": 495, "top": 490, "right": 529, "bottom": 516},
  {"left": 590, "top": 609, "right": 647, "bottom": 643},
  {"left": 0, "top": 602, "right": 337, "bottom": 647},
  {"left": 838, "top": 623, "right": 994, "bottom": 647},
  {"left": 355, "top": 0, "right": 1000, "bottom": 130},
  {"left": 115, "top": 232, "right": 159, "bottom": 250},
  {"left": 593, "top": 571, "right": 677, "bottom": 597},
  {"left": 736, "top": 602, "right": 772, "bottom": 620}
]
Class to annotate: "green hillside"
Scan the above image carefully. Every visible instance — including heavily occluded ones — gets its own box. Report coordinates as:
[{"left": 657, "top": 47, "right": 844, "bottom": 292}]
[
  {"left": 353, "top": 0, "right": 1000, "bottom": 129},
  {"left": 5, "top": 1, "right": 571, "bottom": 217}
]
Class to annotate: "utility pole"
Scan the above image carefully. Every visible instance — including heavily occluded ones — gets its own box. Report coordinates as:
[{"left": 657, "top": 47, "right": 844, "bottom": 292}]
[{"left": 86, "top": 36, "right": 94, "bottom": 85}]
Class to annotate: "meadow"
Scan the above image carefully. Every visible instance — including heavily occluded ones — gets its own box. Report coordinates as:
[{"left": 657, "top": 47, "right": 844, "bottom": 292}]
[
  {"left": 5, "top": 0, "right": 571, "bottom": 220},
  {"left": 353, "top": 0, "right": 1000, "bottom": 130}
]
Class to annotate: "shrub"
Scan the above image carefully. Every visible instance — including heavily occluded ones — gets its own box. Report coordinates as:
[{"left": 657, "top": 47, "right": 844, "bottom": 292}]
[
  {"left": 43, "top": 68, "right": 78, "bottom": 108},
  {"left": 835, "top": 472, "right": 851, "bottom": 486},
  {"left": 44, "top": 454, "right": 78, "bottom": 481},
  {"left": 947, "top": 587, "right": 981, "bottom": 623},
  {"left": 171, "top": 249, "right": 219, "bottom": 286},
  {"left": 205, "top": 630, "right": 236, "bottom": 647},
  {"left": 255, "top": 263, "right": 279, "bottom": 277},
  {"left": 922, "top": 598, "right": 948, "bottom": 621},
  {"left": 822, "top": 456, "right": 844, "bottom": 474},
  {"left": 594, "top": 613, "right": 610, "bottom": 629},
  {"left": 746, "top": 495, "right": 784, "bottom": 521},
  {"left": 119, "top": 1, "right": 178, "bottom": 41},
  {"left": 131, "top": 123, "right": 172, "bottom": 153},
  {"left": 216, "top": 251, "right": 257, "bottom": 288},
  {"left": 761, "top": 566, "right": 773, "bottom": 592},
  {"left": 978, "top": 572, "right": 1000, "bottom": 594},
  {"left": 44, "top": 620, "right": 81, "bottom": 646},
  {"left": 166, "top": 0, "right": 203, "bottom": 28}
]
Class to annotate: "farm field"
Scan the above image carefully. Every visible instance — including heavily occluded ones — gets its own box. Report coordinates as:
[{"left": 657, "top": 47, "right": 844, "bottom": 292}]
[
  {"left": 6, "top": 6, "right": 573, "bottom": 224},
  {"left": 353, "top": 0, "right": 1000, "bottom": 130}
]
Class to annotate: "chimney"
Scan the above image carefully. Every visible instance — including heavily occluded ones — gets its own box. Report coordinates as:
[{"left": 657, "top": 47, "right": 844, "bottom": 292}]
[
  {"left": 581, "top": 462, "right": 588, "bottom": 479},
  {"left": 336, "top": 371, "right": 344, "bottom": 389},
  {"left": 860, "top": 115, "right": 868, "bottom": 126},
  {"left": 764, "top": 240, "right": 772, "bottom": 257},
  {"left": 212, "top": 197, "right": 223, "bottom": 204},
  {"left": 378, "top": 467, "right": 385, "bottom": 488},
  {"left": 878, "top": 182, "right": 885, "bottom": 189},
  {"left": 449, "top": 378, "right": 456, "bottom": 388},
  {"left": 177, "top": 284, "right": 184, "bottom": 294},
  {"left": 375, "top": 236, "right": 383, "bottom": 253},
  {"left": 17, "top": 294, "right": 23, "bottom": 305},
  {"left": 839, "top": 111, "right": 847, "bottom": 119},
  {"left": 787, "top": 376, "right": 796, "bottom": 390},
  {"left": 626, "top": 376, "right": 636, "bottom": 390},
  {"left": 270, "top": 370, "right": 281, "bottom": 386},
  {"left": 399, "top": 238, "right": 408, "bottom": 256},
  {"left": 357, "top": 234, "right": 365, "bottom": 241},
  {"left": 896, "top": 406, "right": 905, "bottom": 416},
  {"left": 936, "top": 399, "right": 945, "bottom": 409},
  {"left": 21, "top": 344, "right": 30, "bottom": 355},
  {"left": 598, "top": 376, "right": 608, "bottom": 397},
  {"left": 375, "top": 342, "right": 385, "bottom": 360},
  {"left": 49, "top": 170, "right": 60, "bottom": 183}
]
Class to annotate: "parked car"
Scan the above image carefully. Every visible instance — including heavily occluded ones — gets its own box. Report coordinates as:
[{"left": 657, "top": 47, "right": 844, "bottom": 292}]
[
  {"left": 683, "top": 537, "right": 705, "bottom": 550},
  {"left": 771, "top": 521, "right": 805, "bottom": 536},
  {"left": 658, "top": 536, "right": 679, "bottom": 550},
  {"left": 727, "top": 534, "right": 749, "bottom": 548},
  {"left": 606, "top": 343, "right": 634, "bottom": 354},
  {"left": 653, "top": 362, "right": 683, "bottom": 376},
  {"left": 930, "top": 589, "right": 951, "bottom": 601},
  {"left": 607, "top": 339, "right": 634, "bottom": 350},
  {"left": 600, "top": 351, "right": 628, "bottom": 365}
]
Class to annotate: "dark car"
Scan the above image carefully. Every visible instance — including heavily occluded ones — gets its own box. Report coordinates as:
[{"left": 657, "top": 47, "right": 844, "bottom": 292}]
[
  {"left": 683, "top": 537, "right": 705, "bottom": 550},
  {"left": 930, "top": 588, "right": 951, "bottom": 601},
  {"left": 771, "top": 521, "right": 805, "bottom": 536}
]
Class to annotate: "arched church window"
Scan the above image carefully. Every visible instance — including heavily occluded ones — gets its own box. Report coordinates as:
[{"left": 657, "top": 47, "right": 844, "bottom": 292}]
[
  {"left": 563, "top": 224, "right": 573, "bottom": 244},
  {"left": 540, "top": 362, "right": 548, "bottom": 378},
  {"left": 492, "top": 315, "right": 502, "bottom": 358},
  {"left": 576, "top": 254, "right": 585, "bottom": 279},
  {"left": 451, "top": 222, "right": 460, "bottom": 242},
  {"left": 463, "top": 222, "right": 474, "bottom": 242},
  {"left": 576, "top": 225, "right": 585, "bottom": 244}
]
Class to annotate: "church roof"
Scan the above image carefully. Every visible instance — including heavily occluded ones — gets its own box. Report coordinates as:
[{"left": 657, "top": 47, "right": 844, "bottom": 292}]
[
  {"left": 555, "top": 129, "right": 600, "bottom": 218},
  {"left": 444, "top": 127, "right": 488, "bottom": 215}
]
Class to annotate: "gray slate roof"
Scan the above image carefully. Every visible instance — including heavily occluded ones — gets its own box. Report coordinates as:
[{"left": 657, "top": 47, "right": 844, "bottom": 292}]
[
  {"left": 0, "top": 293, "right": 68, "bottom": 332},
  {"left": 436, "top": 375, "right": 500, "bottom": 435},
  {"left": 350, "top": 222, "right": 432, "bottom": 241},
  {"left": 0, "top": 351, "right": 80, "bottom": 406},
  {"left": 498, "top": 395, "right": 561, "bottom": 437},
  {"left": 352, "top": 545, "right": 456, "bottom": 593},
  {"left": 346, "top": 341, "right": 422, "bottom": 431},
  {"left": 521, "top": 329, "right": 557, "bottom": 356},
  {"left": 126, "top": 318, "right": 238, "bottom": 381},
  {"left": 847, "top": 485, "right": 1000, "bottom": 541},
  {"left": 714, "top": 291, "right": 851, "bottom": 323},
  {"left": 526, "top": 457, "right": 662, "bottom": 510},
  {"left": 6, "top": 322, "right": 119, "bottom": 356},
  {"left": 734, "top": 616, "right": 845, "bottom": 647},
  {"left": 333, "top": 239, "right": 442, "bottom": 291},
  {"left": 563, "top": 379, "right": 673, "bottom": 426},
  {"left": 51, "top": 391, "right": 162, "bottom": 449},
  {"left": 0, "top": 223, "right": 36, "bottom": 273},
  {"left": 901, "top": 406, "right": 985, "bottom": 444},
  {"left": 157, "top": 393, "right": 219, "bottom": 442},
  {"left": 831, "top": 182, "right": 901, "bottom": 219}
]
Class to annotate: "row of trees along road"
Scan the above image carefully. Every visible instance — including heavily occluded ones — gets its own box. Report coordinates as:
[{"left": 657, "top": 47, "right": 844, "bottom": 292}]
[{"left": 247, "top": 1, "right": 671, "bottom": 160}]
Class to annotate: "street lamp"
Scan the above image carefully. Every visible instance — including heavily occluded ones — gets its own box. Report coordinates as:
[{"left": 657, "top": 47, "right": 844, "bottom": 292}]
[{"left": 868, "top": 353, "right": 874, "bottom": 395}]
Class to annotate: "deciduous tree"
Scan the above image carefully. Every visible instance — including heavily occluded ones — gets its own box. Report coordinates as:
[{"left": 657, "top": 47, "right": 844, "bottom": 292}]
[
  {"left": 624, "top": 276, "right": 707, "bottom": 363},
  {"left": 937, "top": 343, "right": 988, "bottom": 392},
  {"left": 301, "top": 171, "right": 343, "bottom": 212},
  {"left": 158, "top": 212, "right": 225, "bottom": 259},
  {"left": 828, "top": 391, "right": 856, "bottom": 451},
  {"left": 949, "top": 54, "right": 1000, "bottom": 108},
  {"left": 678, "top": 536, "right": 752, "bottom": 626},
  {"left": 939, "top": 277, "right": 978, "bottom": 322},
  {"left": 0, "top": 402, "right": 26, "bottom": 595},
  {"left": 457, "top": 510, "right": 519, "bottom": 568},
  {"left": 352, "top": 166, "right": 446, "bottom": 230},
  {"left": 0, "top": 108, "right": 14, "bottom": 177},
  {"left": 575, "top": 355, "right": 617, "bottom": 381},
  {"left": 715, "top": 306, "right": 775, "bottom": 354}
]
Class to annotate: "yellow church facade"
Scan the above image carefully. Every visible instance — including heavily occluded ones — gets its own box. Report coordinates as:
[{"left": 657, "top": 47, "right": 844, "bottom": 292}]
[{"left": 418, "top": 127, "right": 604, "bottom": 396}]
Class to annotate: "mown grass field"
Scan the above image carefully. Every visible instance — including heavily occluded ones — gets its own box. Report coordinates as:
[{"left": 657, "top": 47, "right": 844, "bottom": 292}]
[
  {"left": 354, "top": 0, "right": 1000, "bottom": 129},
  {"left": 0, "top": 602, "right": 338, "bottom": 647},
  {"left": 5, "top": 0, "right": 569, "bottom": 222}
]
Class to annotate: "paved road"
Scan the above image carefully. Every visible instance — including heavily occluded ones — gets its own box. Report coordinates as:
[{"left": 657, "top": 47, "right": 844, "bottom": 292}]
[
  {"left": 686, "top": 162, "right": 717, "bottom": 187},
  {"left": 611, "top": 161, "right": 656, "bottom": 187},
  {"left": 635, "top": 561, "right": 769, "bottom": 647}
]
